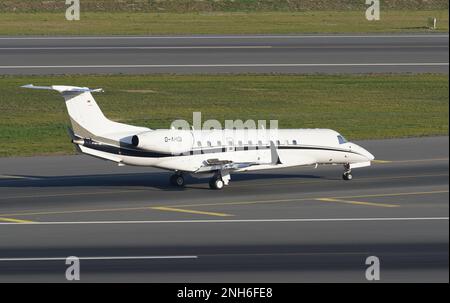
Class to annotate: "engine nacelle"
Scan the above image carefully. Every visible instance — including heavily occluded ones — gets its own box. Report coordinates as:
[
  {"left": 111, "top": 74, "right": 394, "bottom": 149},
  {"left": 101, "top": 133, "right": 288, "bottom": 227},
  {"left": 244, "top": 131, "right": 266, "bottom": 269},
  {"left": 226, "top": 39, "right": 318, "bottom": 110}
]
[{"left": 131, "top": 130, "right": 193, "bottom": 155}]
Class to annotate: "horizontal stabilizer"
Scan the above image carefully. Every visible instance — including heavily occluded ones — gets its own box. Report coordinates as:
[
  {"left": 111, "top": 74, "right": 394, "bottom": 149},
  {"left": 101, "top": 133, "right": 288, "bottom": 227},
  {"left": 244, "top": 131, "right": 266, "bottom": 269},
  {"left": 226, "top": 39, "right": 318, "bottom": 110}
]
[{"left": 21, "top": 84, "right": 104, "bottom": 93}]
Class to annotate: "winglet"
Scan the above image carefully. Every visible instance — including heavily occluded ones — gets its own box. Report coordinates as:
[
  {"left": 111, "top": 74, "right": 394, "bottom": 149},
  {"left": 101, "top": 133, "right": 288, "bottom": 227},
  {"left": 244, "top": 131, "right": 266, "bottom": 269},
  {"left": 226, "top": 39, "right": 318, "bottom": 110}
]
[{"left": 270, "top": 141, "right": 282, "bottom": 165}]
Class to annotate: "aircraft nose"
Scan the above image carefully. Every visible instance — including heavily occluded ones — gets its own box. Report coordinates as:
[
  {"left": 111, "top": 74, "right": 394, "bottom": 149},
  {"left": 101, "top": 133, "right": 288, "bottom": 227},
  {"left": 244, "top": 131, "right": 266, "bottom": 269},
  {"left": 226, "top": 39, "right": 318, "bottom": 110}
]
[
  {"left": 365, "top": 150, "right": 375, "bottom": 161},
  {"left": 352, "top": 144, "right": 375, "bottom": 161}
]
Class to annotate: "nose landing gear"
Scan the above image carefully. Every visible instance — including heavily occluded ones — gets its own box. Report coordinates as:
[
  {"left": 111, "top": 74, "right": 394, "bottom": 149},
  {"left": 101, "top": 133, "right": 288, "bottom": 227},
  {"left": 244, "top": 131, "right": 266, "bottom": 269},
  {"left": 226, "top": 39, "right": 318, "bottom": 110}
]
[{"left": 342, "top": 164, "right": 353, "bottom": 181}]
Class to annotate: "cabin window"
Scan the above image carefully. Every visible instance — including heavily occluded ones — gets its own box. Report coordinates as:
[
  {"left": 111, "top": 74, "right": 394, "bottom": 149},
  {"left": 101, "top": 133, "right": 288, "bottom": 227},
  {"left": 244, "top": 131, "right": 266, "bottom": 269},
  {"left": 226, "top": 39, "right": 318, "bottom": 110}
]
[
  {"left": 337, "top": 135, "right": 347, "bottom": 144},
  {"left": 276, "top": 140, "right": 281, "bottom": 146},
  {"left": 248, "top": 140, "right": 252, "bottom": 146},
  {"left": 228, "top": 141, "right": 233, "bottom": 146},
  {"left": 197, "top": 141, "right": 202, "bottom": 147},
  {"left": 293, "top": 140, "right": 298, "bottom": 145},
  {"left": 238, "top": 140, "right": 243, "bottom": 146},
  {"left": 207, "top": 141, "right": 212, "bottom": 147},
  {"left": 217, "top": 141, "right": 222, "bottom": 146},
  {"left": 258, "top": 140, "right": 263, "bottom": 146}
]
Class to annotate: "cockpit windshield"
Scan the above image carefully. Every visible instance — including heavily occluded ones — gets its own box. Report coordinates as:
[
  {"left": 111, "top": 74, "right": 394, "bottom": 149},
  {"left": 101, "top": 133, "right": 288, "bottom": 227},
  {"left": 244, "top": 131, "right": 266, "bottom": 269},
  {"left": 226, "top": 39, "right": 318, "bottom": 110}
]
[{"left": 337, "top": 135, "right": 347, "bottom": 144}]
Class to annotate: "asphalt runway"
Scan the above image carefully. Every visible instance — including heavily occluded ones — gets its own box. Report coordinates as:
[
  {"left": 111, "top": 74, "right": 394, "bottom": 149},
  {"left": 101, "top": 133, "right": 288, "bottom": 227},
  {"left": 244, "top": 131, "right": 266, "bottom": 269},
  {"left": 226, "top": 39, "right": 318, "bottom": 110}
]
[
  {"left": 0, "top": 136, "right": 448, "bottom": 282},
  {"left": 0, "top": 34, "right": 448, "bottom": 74}
]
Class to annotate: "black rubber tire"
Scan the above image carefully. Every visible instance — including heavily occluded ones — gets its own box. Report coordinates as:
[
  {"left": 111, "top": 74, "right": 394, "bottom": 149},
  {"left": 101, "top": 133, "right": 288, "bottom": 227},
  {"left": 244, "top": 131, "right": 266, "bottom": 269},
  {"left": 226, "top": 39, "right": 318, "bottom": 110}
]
[
  {"left": 209, "top": 177, "right": 224, "bottom": 190},
  {"left": 343, "top": 173, "right": 353, "bottom": 181},
  {"left": 174, "top": 175, "right": 185, "bottom": 187},
  {"left": 214, "top": 179, "right": 224, "bottom": 190},
  {"left": 170, "top": 174, "right": 185, "bottom": 187}
]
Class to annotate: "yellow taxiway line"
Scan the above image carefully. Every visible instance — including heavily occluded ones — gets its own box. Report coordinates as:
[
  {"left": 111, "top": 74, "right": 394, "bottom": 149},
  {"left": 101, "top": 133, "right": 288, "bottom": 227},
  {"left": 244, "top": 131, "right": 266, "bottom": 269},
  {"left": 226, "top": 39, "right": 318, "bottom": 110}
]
[
  {"left": 169, "top": 190, "right": 448, "bottom": 208},
  {"left": 0, "top": 190, "right": 446, "bottom": 219},
  {"left": 334, "top": 190, "right": 449, "bottom": 200},
  {"left": 373, "top": 158, "right": 449, "bottom": 164},
  {"left": 151, "top": 206, "right": 233, "bottom": 217},
  {"left": 372, "top": 160, "right": 393, "bottom": 164},
  {"left": 0, "top": 217, "right": 35, "bottom": 223},
  {"left": 315, "top": 198, "right": 399, "bottom": 208}
]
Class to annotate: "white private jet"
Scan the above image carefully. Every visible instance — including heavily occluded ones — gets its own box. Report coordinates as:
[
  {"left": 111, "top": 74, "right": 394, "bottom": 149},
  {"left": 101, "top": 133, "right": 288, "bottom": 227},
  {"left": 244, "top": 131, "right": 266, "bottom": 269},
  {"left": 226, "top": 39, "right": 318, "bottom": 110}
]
[{"left": 22, "top": 84, "right": 374, "bottom": 190}]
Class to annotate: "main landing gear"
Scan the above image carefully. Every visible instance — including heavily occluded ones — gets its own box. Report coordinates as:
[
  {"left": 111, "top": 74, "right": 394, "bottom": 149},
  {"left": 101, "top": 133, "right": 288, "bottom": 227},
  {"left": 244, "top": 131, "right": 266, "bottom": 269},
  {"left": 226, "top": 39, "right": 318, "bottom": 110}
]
[
  {"left": 342, "top": 163, "right": 353, "bottom": 181},
  {"left": 209, "top": 176, "right": 224, "bottom": 190},
  {"left": 169, "top": 171, "right": 230, "bottom": 189},
  {"left": 209, "top": 172, "right": 230, "bottom": 190},
  {"left": 169, "top": 172, "right": 185, "bottom": 187}
]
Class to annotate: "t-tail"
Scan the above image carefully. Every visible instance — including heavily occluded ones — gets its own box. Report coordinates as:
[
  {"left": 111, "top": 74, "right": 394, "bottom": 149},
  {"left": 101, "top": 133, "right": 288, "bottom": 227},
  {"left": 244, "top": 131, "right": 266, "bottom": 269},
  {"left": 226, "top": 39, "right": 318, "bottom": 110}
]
[{"left": 21, "top": 85, "right": 149, "bottom": 146}]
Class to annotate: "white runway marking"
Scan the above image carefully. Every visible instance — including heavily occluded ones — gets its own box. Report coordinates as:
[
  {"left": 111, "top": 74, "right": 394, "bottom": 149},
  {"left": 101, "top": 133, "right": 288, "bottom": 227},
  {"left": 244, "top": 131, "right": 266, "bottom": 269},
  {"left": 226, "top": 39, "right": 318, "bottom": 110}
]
[
  {"left": 0, "top": 63, "right": 448, "bottom": 69},
  {"left": 0, "top": 217, "right": 447, "bottom": 225},
  {"left": 0, "top": 46, "right": 272, "bottom": 50},
  {"left": 0, "top": 255, "right": 198, "bottom": 262},
  {"left": 0, "top": 34, "right": 448, "bottom": 40}
]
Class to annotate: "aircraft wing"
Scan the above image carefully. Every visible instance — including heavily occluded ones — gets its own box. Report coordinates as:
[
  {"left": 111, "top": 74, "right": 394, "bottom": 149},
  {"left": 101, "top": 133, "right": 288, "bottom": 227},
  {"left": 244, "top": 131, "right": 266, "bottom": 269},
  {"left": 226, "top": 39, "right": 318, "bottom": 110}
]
[
  {"left": 195, "top": 141, "right": 281, "bottom": 173},
  {"left": 195, "top": 159, "right": 259, "bottom": 173}
]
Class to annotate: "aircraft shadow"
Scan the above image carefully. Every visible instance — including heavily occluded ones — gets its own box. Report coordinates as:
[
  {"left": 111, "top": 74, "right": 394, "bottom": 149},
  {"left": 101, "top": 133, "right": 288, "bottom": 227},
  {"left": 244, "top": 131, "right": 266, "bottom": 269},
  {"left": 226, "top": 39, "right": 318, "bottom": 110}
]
[{"left": 0, "top": 171, "right": 324, "bottom": 191}]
